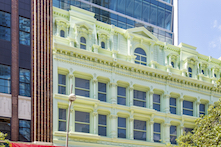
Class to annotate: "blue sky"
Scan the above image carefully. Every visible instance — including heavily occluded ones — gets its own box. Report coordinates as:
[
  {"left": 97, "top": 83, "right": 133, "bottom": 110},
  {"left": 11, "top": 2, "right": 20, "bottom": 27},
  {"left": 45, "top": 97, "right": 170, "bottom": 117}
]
[{"left": 179, "top": 0, "right": 221, "bottom": 59}]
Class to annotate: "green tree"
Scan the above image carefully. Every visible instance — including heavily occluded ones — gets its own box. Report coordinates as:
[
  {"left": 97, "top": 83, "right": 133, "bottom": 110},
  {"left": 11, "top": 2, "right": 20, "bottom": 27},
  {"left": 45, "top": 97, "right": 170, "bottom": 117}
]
[{"left": 0, "top": 132, "right": 9, "bottom": 147}]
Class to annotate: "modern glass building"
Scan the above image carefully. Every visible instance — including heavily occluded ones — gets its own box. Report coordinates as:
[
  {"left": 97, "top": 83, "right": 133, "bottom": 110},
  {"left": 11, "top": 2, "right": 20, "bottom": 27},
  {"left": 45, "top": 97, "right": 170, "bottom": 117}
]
[{"left": 53, "top": 0, "right": 177, "bottom": 45}]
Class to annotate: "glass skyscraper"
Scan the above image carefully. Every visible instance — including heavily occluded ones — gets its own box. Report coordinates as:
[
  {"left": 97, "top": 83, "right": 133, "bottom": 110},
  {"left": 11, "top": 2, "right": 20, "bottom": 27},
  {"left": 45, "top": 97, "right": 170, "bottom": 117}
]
[{"left": 53, "top": 0, "right": 177, "bottom": 45}]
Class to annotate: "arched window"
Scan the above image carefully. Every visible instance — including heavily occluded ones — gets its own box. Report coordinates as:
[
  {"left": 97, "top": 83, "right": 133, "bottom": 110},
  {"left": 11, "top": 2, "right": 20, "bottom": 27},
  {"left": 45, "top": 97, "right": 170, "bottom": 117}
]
[
  {"left": 171, "top": 62, "right": 174, "bottom": 68},
  {"left": 60, "top": 30, "right": 65, "bottom": 37},
  {"left": 188, "top": 67, "right": 192, "bottom": 77},
  {"left": 101, "top": 42, "right": 105, "bottom": 49},
  {"left": 134, "top": 48, "right": 147, "bottom": 66},
  {"left": 80, "top": 37, "right": 86, "bottom": 49}
]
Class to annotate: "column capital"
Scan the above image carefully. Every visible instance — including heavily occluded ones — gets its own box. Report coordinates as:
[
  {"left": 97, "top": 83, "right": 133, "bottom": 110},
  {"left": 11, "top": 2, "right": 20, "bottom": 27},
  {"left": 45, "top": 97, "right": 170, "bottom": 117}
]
[
  {"left": 92, "top": 79, "right": 98, "bottom": 83},
  {"left": 129, "top": 118, "right": 134, "bottom": 122},
  {"left": 68, "top": 74, "right": 74, "bottom": 78},
  {"left": 110, "top": 82, "right": 118, "bottom": 87},
  {"left": 129, "top": 87, "right": 134, "bottom": 91},
  {"left": 164, "top": 123, "right": 171, "bottom": 127},
  {"left": 149, "top": 121, "right": 154, "bottom": 125},
  {"left": 164, "top": 94, "right": 171, "bottom": 98},
  {"left": 109, "top": 114, "right": 118, "bottom": 119},
  {"left": 149, "top": 91, "right": 154, "bottom": 95},
  {"left": 92, "top": 112, "right": 98, "bottom": 116}
]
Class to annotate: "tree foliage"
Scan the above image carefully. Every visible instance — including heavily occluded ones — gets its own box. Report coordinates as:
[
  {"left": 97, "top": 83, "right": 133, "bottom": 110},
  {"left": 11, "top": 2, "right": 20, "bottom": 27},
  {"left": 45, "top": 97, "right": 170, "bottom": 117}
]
[
  {"left": 168, "top": 99, "right": 221, "bottom": 147},
  {"left": 0, "top": 132, "right": 9, "bottom": 147}
]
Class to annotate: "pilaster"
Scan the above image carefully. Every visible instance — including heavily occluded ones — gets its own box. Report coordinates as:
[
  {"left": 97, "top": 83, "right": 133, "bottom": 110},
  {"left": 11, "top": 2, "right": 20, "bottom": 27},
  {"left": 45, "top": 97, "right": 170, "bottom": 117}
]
[{"left": 110, "top": 83, "right": 117, "bottom": 104}]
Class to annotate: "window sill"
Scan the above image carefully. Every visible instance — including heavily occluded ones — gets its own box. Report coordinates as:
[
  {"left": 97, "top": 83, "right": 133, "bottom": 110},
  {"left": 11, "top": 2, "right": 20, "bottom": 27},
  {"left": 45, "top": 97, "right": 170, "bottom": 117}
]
[{"left": 54, "top": 131, "right": 100, "bottom": 140}]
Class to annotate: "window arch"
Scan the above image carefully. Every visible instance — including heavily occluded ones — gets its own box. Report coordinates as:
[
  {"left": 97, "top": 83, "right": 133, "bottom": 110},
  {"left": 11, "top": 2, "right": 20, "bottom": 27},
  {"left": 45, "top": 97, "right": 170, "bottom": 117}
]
[
  {"left": 80, "top": 37, "right": 86, "bottom": 50},
  {"left": 188, "top": 67, "right": 192, "bottom": 77},
  {"left": 60, "top": 30, "right": 65, "bottom": 37},
  {"left": 134, "top": 48, "right": 147, "bottom": 66},
  {"left": 101, "top": 41, "right": 105, "bottom": 49}
]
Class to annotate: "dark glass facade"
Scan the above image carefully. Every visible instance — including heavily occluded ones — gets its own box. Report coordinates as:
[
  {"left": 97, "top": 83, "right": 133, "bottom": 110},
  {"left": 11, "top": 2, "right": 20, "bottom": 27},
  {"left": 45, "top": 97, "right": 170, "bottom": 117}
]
[{"left": 53, "top": 0, "right": 174, "bottom": 44}]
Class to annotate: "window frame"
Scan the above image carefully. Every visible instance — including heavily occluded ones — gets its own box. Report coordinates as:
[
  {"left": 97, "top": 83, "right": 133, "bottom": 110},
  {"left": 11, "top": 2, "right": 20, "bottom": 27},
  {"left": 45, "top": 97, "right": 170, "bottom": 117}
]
[
  {"left": 0, "top": 64, "right": 11, "bottom": 94},
  {"left": 75, "top": 111, "right": 90, "bottom": 133},
  {"left": 58, "top": 74, "right": 66, "bottom": 95},
  {"left": 153, "top": 123, "right": 161, "bottom": 142},
  {"left": 117, "top": 86, "right": 127, "bottom": 105},
  {"left": 60, "top": 30, "right": 65, "bottom": 37},
  {"left": 98, "top": 82, "right": 107, "bottom": 102},
  {"left": 58, "top": 108, "right": 67, "bottom": 132},
  {"left": 98, "top": 114, "right": 107, "bottom": 136},
  {"left": 153, "top": 94, "right": 161, "bottom": 111},
  {"left": 75, "top": 77, "right": 90, "bottom": 98},
  {"left": 19, "top": 16, "right": 30, "bottom": 46},
  {"left": 0, "top": 11, "right": 11, "bottom": 41},
  {"left": 133, "top": 119, "right": 146, "bottom": 141},
  {"left": 188, "top": 67, "right": 192, "bottom": 78},
  {"left": 19, "top": 68, "right": 31, "bottom": 97},
  {"left": 183, "top": 100, "right": 193, "bottom": 116},
  {"left": 80, "top": 36, "right": 87, "bottom": 50},
  {"left": 170, "top": 97, "right": 176, "bottom": 114},
  {"left": 118, "top": 117, "right": 126, "bottom": 138},
  {"left": 199, "top": 103, "right": 205, "bottom": 116},
  {"left": 19, "top": 119, "right": 31, "bottom": 142},
  {"left": 134, "top": 48, "right": 147, "bottom": 66},
  {"left": 133, "top": 89, "right": 146, "bottom": 107},
  {"left": 170, "top": 125, "right": 177, "bottom": 144},
  {"left": 101, "top": 41, "right": 105, "bottom": 49}
]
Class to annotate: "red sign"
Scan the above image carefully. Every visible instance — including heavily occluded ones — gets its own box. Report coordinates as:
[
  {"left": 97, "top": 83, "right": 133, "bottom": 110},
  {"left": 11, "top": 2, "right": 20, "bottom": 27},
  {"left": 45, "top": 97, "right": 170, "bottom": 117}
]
[{"left": 10, "top": 143, "right": 61, "bottom": 147}]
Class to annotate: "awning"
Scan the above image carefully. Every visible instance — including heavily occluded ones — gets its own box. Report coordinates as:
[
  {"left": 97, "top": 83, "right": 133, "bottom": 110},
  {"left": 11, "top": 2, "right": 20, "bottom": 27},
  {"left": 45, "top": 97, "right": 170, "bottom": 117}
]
[{"left": 10, "top": 143, "right": 61, "bottom": 147}]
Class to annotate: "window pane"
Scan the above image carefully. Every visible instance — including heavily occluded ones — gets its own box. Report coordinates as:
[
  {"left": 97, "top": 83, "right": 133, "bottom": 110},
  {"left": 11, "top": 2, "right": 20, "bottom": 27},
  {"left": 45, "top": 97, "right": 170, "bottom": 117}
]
[
  {"left": 149, "top": 4, "right": 157, "bottom": 25},
  {"left": 170, "top": 107, "right": 176, "bottom": 114},
  {"left": 184, "top": 128, "right": 193, "bottom": 134},
  {"left": 98, "top": 93, "right": 106, "bottom": 102},
  {"left": 135, "top": 55, "right": 140, "bottom": 60},
  {"left": 170, "top": 98, "right": 176, "bottom": 106},
  {"left": 117, "top": 0, "right": 126, "bottom": 14},
  {"left": 153, "top": 104, "right": 160, "bottom": 111},
  {"left": 157, "top": 7, "right": 165, "bottom": 28},
  {"left": 0, "top": 11, "right": 10, "bottom": 27},
  {"left": 165, "top": 10, "right": 172, "bottom": 30},
  {"left": 118, "top": 87, "right": 126, "bottom": 96},
  {"left": 80, "top": 44, "right": 86, "bottom": 49},
  {"left": 200, "top": 104, "right": 205, "bottom": 111},
  {"left": 58, "top": 121, "right": 66, "bottom": 131},
  {"left": 134, "top": 131, "right": 146, "bottom": 140},
  {"left": 134, "top": 0, "right": 142, "bottom": 19},
  {"left": 0, "top": 118, "right": 11, "bottom": 140},
  {"left": 134, "top": 90, "right": 146, "bottom": 100},
  {"left": 117, "top": 97, "right": 126, "bottom": 105},
  {"left": 98, "top": 114, "right": 106, "bottom": 125},
  {"left": 101, "top": 42, "right": 105, "bottom": 48},
  {"left": 183, "top": 100, "right": 193, "bottom": 109},
  {"left": 141, "top": 56, "right": 146, "bottom": 62},
  {"left": 154, "top": 123, "right": 160, "bottom": 132},
  {"left": 0, "top": 26, "right": 10, "bottom": 41},
  {"left": 133, "top": 100, "right": 146, "bottom": 107},
  {"left": 58, "top": 74, "right": 66, "bottom": 85},
  {"left": 143, "top": 1, "right": 150, "bottom": 22},
  {"left": 19, "top": 69, "right": 30, "bottom": 83},
  {"left": 75, "top": 123, "right": 89, "bottom": 133},
  {"left": 19, "top": 17, "right": 30, "bottom": 32},
  {"left": 75, "top": 78, "right": 90, "bottom": 89},
  {"left": 134, "top": 48, "right": 146, "bottom": 55},
  {"left": 153, "top": 94, "right": 160, "bottom": 103},
  {"left": 118, "top": 129, "right": 126, "bottom": 138},
  {"left": 75, "top": 111, "right": 90, "bottom": 123},
  {"left": 19, "top": 83, "right": 30, "bottom": 97},
  {"left": 170, "top": 126, "right": 176, "bottom": 135},
  {"left": 153, "top": 133, "right": 161, "bottom": 142},
  {"left": 118, "top": 117, "right": 126, "bottom": 128},
  {"left": 183, "top": 109, "right": 193, "bottom": 116},
  {"left": 75, "top": 89, "right": 90, "bottom": 97},
  {"left": 59, "top": 109, "right": 66, "bottom": 120},
  {"left": 134, "top": 120, "right": 146, "bottom": 130},
  {"left": 80, "top": 37, "right": 86, "bottom": 43},
  {"left": 60, "top": 30, "right": 65, "bottom": 37},
  {"left": 19, "top": 120, "right": 31, "bottom": 142},
  {"left": 98, "top": 126, "right": 106, "bottom": 136},
  {"left": 19, "top": 31, "right": 31, "bottom": 45},
  {"left": 170, "top": 136, "right": 177, "bottom": 144},
  {"left": 98, "top": 82, "right": 106, "bottom": 92},
  {"left": 125, "top": 0, "right": 134, "bottom": 17},
  {"left": 58, "top": 86, "right": 66, "bottom": 94}
]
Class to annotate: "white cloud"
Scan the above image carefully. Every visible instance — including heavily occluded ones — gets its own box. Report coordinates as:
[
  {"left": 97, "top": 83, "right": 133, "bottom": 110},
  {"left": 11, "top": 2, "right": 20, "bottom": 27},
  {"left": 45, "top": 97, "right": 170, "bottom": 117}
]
[{"left": 213, "top": 20, "right": 218, "bottom": 28}]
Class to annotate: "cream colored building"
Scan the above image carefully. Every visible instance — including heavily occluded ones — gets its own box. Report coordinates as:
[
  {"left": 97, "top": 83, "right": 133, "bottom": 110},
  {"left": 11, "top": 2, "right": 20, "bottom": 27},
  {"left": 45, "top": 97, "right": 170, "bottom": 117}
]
[{"left": 53, "top": 6, "right": 221, "bottom": 147}]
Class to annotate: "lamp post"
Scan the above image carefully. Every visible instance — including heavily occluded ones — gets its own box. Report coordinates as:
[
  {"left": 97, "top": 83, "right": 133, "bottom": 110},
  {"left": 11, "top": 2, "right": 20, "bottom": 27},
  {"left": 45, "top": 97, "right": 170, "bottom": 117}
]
[{"left": 66, "top": 93, "right": 76, "bottom": 147}]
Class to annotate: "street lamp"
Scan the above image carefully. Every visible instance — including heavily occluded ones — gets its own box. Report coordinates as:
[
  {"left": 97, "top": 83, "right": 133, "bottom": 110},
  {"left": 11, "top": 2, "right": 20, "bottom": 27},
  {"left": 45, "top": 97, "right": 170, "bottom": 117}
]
[{"left": 66, "top": 93, "right": 76, "bottom": 147}]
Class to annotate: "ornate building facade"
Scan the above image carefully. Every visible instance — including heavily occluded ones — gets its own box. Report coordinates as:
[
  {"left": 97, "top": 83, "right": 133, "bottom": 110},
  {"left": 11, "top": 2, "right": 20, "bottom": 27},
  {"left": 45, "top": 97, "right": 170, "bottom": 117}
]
[{"left": 53, "top": 6, "right": 221, "bottom": 147}]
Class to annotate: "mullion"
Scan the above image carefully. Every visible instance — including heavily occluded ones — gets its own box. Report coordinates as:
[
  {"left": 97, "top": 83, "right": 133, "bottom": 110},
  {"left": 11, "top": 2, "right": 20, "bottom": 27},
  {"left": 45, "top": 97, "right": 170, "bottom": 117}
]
[
  {"left": 75, "top": 87, "right": 89, "bottom": 91},
  {"left": 133, "top": 98, "right": 146, "bottom": 102},
  {"left": 75, "top": 121, "right": 90, "bottom": 125}
]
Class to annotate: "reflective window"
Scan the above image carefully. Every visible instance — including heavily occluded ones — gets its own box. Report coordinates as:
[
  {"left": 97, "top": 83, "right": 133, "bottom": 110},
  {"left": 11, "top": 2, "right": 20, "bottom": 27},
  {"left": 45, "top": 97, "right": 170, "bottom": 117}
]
[
  {"left": 98, "top": 114, "right": 107, "bottom": 136},
  {"left": 153, "top": 94, "right": 160, "bottom": 111},
  {"left": 184, "top": 127, "right": 193, "bottom": 134},
  {"left": 170, "top": 97, "right": 176, "bottom": 114},
  {"left": 75, "top": 77, "right": 90, "bottom": 97},
  {"left": 80, "top": 37, "right": 86, "bottom": 49},
  {"left": 188, "top": 67, "right": 192, "bottom": 78},
  {"left": 117, "top": 86, "right": 126, "bottom": 105},
  {"left": 133, "top": 90, "right": 146, "bottom": 107},
  {"left": 0, "top": 64, "right": 11, "bottom": 94},
  {"left": 101, "top": 41, "right": 105, "bottom": 49},
  {"left": 170, "top": 125, "right": 177, "bottom": 144},
  {"left": 154, "top": 123, "right": 161, "bottom": 142},
  {"left": 75, "top": 111, "right": 90, "bottom": 133},
  {"left": 202, "top": 70, "right": 204, "bottom": 74},
  {"left": 0, "top": 118, "right": 11, "bottom": 140},
  {"left": 0, "top": 11, "right": 10, "bottom": 41},
  {"left": 199, "top": 104, "right": 205, "bottom": 116},
  {"left": 98, "top": 82, "right": 106, "bottom": 102},
  {"left": 58, "top": 108, "right": 66, "bottom": 131},
  {"left": 183, "top": 100, "right": 193, "bottom": 116},
  {"left": 134, "top": 48, "right": 147, "bottom": 66},
  {"left": 19, "top": 69, "right": 30, "bottom": 97},
  {"left": 60, "top": 30, "right": 65, "bottom": 37},
  {"left": 19, "top": 16, "right": 30, "bottom": 46},
  {"left": 19, "top": 120, "right": 31, "bottom": 142},
  {"left": 58, "top": 74, "right": 66, "bottom": 94},
  {"left": 134, "top": 120, "right": 146, "bottom": 141},
  {"left": 171, "top": 62, "right": 174, "bottom": 68},
  {"left": 118, "top": 117, "right": 126, "bottom": 138}
]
